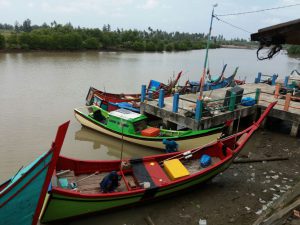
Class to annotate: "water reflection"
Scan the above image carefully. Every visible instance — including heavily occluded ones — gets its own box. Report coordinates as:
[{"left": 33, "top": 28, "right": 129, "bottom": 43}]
[{"left": 74, "top": 126, "right": 159, "bottom": 159}]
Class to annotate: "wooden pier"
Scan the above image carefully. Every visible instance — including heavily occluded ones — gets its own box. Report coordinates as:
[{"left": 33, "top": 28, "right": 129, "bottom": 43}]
[{"left": 140, "top": 83, "right": 300, "bottom": 137}]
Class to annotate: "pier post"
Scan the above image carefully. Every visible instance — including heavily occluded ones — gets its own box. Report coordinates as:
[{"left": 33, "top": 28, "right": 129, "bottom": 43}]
[
  {"left": 255, "top": 72, "right": 262, "bottom": 84},
  {"left": 229, "top": 92, "right": 236, "bottom": 111},
  {"left": 255, "top": 88, "right": 261, "bottom": 104},
  {"left": 195, "top": 99, "right": 203, "bottom": 121},
  {"left": 148, "top": 91, "right": 153, "bottom": 100},
  {"left": 228, "top": 120, "right": 234, "bottom": 135},
  {"left": 141, "top": 85, "right": 146, "bottom": 102},
  {"left": 271, "top": 74, "right": 277, "bottom": 86},
  {"left": 172, "top": 93, "right": 179, "bottom": 113},
  {"left": 290, "top": 122, "right": 299, "bottom": 137},
  {"left": 284, "top": 93, "right": 291, "bottom": 111},
  {"left": 284, "top": 76, "right": 289, "bottom": 87},
  {"left": 192, "top": 86, "right": 198, "bottom": 93},
  {"left": 158, "top": 89, "right": 165, "bottom": 108},
  {"left": 274, "top": 84, "right": 280, "bottom": 99}
]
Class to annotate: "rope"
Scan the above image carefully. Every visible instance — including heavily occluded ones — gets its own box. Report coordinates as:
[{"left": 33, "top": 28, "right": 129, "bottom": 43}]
[
  {"left": 256, "top": 44, "right": 282, "bottom": 60},
  {"left": 216, "top": 3, "right": 300, "bottom": 17},
  {"left": 291, "top": 70, "right": 300, "bottom": 76},
  {"left": 214, "top": 15, "right": 252, "bottom": 34}
]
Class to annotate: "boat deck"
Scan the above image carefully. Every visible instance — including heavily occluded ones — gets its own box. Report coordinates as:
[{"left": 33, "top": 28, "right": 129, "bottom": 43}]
[{"left": 55, "top": 157, "right": 221, "bottom": 194}]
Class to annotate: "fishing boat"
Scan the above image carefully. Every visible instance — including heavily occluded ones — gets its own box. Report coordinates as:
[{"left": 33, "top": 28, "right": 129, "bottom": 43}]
[
  {"left": 0, "top": 121, "right": 69, "bottom": 225},
  {"left": 86, "top": 71, "right": 183, "bottom": 105},
  {"left": 40, "top": 102, "right": 276, "bottom": 223},
  {"left": 188, "top": 67, "right": 241, "bottom": 92},
  {"left": 92, "top": 95, "right": 140, "bottom": 113},
  {"left": 74, "top": 106, "right": 225, "bottom": 151}
]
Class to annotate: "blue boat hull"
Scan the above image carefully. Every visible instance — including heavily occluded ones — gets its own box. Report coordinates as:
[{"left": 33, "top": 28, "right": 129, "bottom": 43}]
[{"left": 0, "top": 122, "right": 69, "bottom": 225}]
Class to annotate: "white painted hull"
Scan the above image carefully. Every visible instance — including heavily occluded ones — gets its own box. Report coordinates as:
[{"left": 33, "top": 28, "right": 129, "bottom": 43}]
[{"left": 74, "top": 112, "right": 221, "bottom": 151}]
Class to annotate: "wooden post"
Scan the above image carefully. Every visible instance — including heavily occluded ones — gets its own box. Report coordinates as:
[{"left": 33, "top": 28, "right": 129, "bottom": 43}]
[
  {"left": 148, "top": 91, "right": 153, "bottom": 100},
  {"left": 255, "top": 88, "right": 261, "bottom": 104},
  {"left": 141, "top": 85, "right": 146, "bottom": 102},
  {"left": 172, "top": 93, "right": 179, "bottom": 113},
  {"left": 284, "top": 76, "right": 289, "bottom": 87},
  {"left": 255, "top": 72, "right": 262, "bottom": 84},
  {"left": 192, "top": 86, "right": 198, "bottom": 93},
  {"left": 158, "top": 89, "right": 164, "bottom": 108},
  {"left": 284, "top": 93, "right": 291, "bottom": 111},
  {"left": 195, "top": 99, "right": 203, "bottom": 121},
  {"left": 228, "top": 120, "right": 234, "bottom": 134},
  {"left": 290, "top": 122, "right": 299, "bottom": 137},
  {"left": 229, "top": 92, "right": 236, "bottom": 111},
  {"left": 274, "top": 84, "right": 280, "bottom": 99},
  {"left": 271, "top": 74, "right": 277, "bottom": 86}
]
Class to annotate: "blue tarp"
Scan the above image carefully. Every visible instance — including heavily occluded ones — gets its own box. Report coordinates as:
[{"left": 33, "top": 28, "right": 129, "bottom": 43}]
[
  {"left": 241, "top": 97, "right": 256, "bottom": 106},
  {"left": 148, "top": 80, "right": 161, "bottom": 91}
]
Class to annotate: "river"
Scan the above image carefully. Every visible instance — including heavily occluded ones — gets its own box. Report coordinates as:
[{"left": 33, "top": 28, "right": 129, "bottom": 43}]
[{"left": 0, "top": 48, "right": 299, "bottom": 224}]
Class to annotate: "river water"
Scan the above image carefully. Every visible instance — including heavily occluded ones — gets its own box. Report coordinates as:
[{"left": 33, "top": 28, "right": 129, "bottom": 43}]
[{"left": 0, "top": 49, "right": 299, "bottom": 224}]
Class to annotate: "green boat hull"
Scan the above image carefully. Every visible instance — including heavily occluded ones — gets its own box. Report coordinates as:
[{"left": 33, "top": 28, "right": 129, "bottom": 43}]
[{"left": 41, "top": 160, "right": 231, "bottom": 223}]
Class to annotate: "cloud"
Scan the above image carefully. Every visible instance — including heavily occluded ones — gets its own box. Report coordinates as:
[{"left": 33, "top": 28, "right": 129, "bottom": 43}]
[
  {"left": 0, "top": 0, "right": 10, "bottom": 8},
  {"left": 39, "top": 0, "right": 136, "bottom": 16},
  {"left": 279, "top": 0, "right": 300, "bottom": 4},
  {"left": 262, "top": 18, "right": 283, "bottom": 26},
  {"left": 139, "top": 0, "right": 159, "bottom": 10},
  {"left": 27, "top": 2, "right": 35, "bottom": 8}
]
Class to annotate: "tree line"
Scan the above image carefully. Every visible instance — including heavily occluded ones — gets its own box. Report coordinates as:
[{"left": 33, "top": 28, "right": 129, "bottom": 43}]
[
  {"left": 0, "top": 19, "right": 252, "bottom": 52},
  {"left": 287, "top": 45, "right": 300, "bottom": 55}
]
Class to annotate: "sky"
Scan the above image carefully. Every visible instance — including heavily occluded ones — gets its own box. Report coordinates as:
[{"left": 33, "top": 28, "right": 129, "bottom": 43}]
[{"left": 0, "top": 0, "right": 299, "bottom": 39}]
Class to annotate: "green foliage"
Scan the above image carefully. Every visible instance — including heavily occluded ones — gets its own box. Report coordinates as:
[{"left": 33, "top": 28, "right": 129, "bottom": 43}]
[
  {"left": 0, "top": 20, "right": 252, "bottom": 52},
  {"left": 165, "top": 43, "right": 174, "bottom": 51},
  {"left": 132, "top": 41, "right": 145, "bottom": 51},
  {"left": 7, "top": 33, "right": 19, "bottom": 49},
  {"left": 83, "top": 37, "right": 100, "bottom": 49},
  {"left": 145, "top": 41, "right": 156, "bottom": 51},
  {"left": 22, "top": 19, "right": 32, "bottom": 32},
  {"left": 287, "top": 45, "right": 300, "bottom": 55},
  {"left": 0, "top": 34, "right": 5, "bottom": 49}
]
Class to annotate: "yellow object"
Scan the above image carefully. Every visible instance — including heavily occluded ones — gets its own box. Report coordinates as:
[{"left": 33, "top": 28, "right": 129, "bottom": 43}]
[{"left": 163, "top": 159, "right": 190, "bottom": 180}]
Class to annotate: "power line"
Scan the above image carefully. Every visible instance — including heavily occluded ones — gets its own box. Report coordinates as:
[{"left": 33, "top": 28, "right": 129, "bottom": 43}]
[
  {"left": 214, "top": 15, "right": 252, "bottom": 34},
  {"left": 216, "top": 3, "right": 300, "bottom": 17}
]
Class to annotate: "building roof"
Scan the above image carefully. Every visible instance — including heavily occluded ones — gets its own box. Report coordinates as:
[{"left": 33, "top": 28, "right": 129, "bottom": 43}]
[{"left": 251, "top": 18, "right": 300, "bottom": 45}]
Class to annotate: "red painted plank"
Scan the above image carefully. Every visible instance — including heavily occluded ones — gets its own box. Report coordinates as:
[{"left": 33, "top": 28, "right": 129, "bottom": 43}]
[{"left": 143, "top": 161, "right": 170, "bottom": 186}]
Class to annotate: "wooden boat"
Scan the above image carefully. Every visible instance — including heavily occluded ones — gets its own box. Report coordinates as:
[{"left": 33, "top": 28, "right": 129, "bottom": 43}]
[
  {"left": 0, "top": 121, "right": 69, "bottom": 225},
  {"left": 92, "top": 95, "right": 140, "bottom": 113},
  {"left": 188, "top": 67, "right": 241, "bottom": 91},
  {"left": 86, "top": 71, "right": 183, "bottom": 105},
  {"left": 74, "top": 106, "right": 225, "bottom": 151},
  {"left": 40, "top": 102, "right": 276, "bottom": 223}
]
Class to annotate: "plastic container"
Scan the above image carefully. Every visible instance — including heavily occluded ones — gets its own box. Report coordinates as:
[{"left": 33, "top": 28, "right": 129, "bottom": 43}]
[
  {"left": 199, "top": 219, "right": 207, "bottom": 225},
  {"left": 241, "top": 97, "right": 256, "bottom": 106},
  {"left": 141, "top": 127, "right": 160, "bottom": 137},
  {"left": 200, "top": 154, "right": 212, "bottom": 168}
]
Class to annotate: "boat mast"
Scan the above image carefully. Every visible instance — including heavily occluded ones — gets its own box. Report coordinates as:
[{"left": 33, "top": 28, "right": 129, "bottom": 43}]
[{"left": 198, "top": 4, "right": 218, "bottom": 100}]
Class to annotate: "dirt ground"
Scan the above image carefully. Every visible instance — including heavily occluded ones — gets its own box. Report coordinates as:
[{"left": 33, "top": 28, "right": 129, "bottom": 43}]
[{"left": 50, "top": 128, "right": 300, "bottom": 225}]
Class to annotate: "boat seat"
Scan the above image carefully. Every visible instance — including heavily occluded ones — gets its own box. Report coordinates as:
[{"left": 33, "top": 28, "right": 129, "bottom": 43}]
[{"left": 130, "top": 159, "right": 170, "bottom": 188}]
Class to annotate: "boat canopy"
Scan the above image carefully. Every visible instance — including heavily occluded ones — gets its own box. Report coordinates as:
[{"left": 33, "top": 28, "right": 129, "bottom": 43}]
[{"left": 109, "top": 108, "right": 146, "bottom": 121}]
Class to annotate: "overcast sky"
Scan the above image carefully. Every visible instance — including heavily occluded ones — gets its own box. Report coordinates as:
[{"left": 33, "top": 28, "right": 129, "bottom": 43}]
[{"left": 0, "top": 0, "right": 299, "bottom": 39}]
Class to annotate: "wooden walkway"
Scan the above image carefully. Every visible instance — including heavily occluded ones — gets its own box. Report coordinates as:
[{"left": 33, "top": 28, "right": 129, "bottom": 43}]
[{"left": 140, "top": 83, "right": 300, "bottom": 136}]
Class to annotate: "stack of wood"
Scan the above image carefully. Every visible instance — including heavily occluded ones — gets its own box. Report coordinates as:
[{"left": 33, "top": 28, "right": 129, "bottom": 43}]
[{"left": 253, "top": 181, "right": 300, "bottom": 225}]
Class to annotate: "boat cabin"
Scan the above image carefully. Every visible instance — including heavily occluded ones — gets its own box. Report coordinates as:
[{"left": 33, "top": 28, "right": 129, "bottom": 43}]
[{"left": 106, "top": 108, "right": 148, "bottom": 134}]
